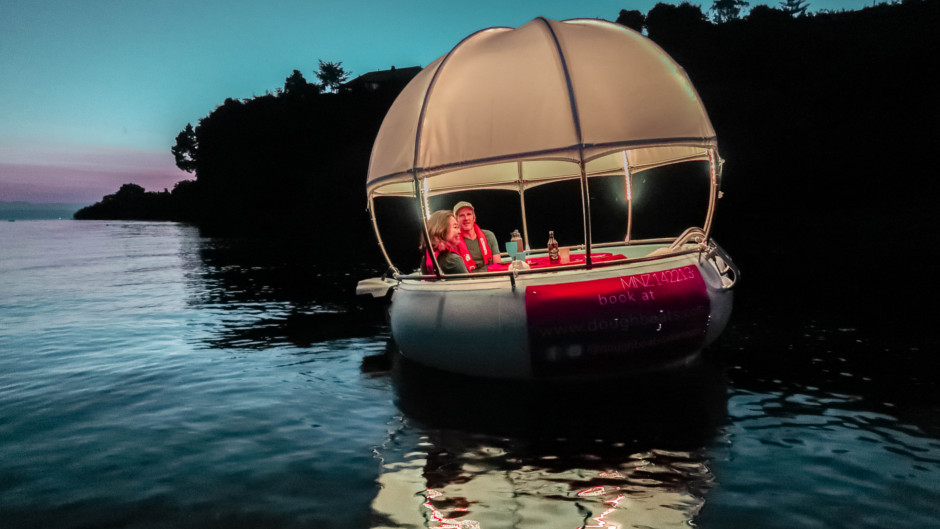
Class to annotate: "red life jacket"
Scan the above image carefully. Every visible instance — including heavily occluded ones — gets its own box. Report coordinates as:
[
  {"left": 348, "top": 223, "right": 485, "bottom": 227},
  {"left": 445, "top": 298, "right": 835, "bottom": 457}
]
[
  {"left": 424, "top": 238, "right": 475, "bottom": 274},
  {"left": 463, "top": 224, "right": 493, "bottom": 266}
]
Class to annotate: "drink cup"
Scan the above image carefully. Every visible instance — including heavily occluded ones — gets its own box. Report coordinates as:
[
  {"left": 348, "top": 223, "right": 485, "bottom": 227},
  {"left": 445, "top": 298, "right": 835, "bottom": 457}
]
[
  {"left": 559, "top": 247, "right": 570, "bottom": 264},
  {"left": 505, "top": 242, "right": 517, "bottom": 257}
]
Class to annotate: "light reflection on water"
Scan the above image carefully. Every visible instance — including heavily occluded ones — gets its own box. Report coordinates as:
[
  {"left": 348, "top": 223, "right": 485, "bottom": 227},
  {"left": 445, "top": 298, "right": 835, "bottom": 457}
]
[
  {"left": 372, "top": 356, "right": 726, "bottom": 529},
  {"left": 373, "top": 354, "right": 940, "bottom": 529},
  {"left": 374, "top": 445, "right": 712, "bottom": 529},
  {"left": 1, "top": 221, "right": 938, "bottom": 528}
]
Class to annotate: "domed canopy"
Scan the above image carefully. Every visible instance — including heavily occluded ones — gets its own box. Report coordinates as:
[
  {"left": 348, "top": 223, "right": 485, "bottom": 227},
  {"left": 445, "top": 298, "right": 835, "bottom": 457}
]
[{"left": 367, "top": 17, "right": 717, "bottom": 198}]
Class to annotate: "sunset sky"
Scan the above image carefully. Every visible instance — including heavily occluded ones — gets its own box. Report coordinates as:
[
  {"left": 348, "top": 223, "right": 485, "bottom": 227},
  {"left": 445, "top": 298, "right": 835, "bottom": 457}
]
[{"left": 1, "top": 0, "right": 873, "bottom": 204}]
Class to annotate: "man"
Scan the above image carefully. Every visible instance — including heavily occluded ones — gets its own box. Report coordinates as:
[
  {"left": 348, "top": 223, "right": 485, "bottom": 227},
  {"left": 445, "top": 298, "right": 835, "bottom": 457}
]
[{"left": 453, "top": 201, "right": 500, "bottom": 272}]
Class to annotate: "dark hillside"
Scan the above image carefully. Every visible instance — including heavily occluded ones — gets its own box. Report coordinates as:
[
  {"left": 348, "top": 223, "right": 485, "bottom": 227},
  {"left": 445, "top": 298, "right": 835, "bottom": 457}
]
[{"left": 76, "top": 1, "right": 938, "bottom": 294}]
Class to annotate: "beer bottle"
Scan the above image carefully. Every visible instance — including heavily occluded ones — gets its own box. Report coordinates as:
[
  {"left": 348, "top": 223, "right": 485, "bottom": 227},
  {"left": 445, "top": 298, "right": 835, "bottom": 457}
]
[
  {"left": 510, "top": 229, "right": 523, "bottom": 249},
  {"left": 547, "top": 230, "right": 560, "bottom": 264}
]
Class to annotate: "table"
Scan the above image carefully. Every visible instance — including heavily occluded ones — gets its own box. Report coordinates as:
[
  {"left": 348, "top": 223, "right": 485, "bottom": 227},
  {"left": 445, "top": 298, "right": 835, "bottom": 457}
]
[{"left": 487, "top": 252, "right": 626, "bottom": 272}]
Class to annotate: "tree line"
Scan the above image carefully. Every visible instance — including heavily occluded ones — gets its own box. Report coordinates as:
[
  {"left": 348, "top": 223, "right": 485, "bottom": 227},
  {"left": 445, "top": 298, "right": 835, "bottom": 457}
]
[{"left": 75, "top": 0, "right": 938, "bottom": 260}]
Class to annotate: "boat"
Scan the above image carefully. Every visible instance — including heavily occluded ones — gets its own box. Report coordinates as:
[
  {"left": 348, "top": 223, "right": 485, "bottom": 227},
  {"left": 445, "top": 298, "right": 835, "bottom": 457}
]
[{"left": 356, "top": 17, "right": 739, "bottom": 379}]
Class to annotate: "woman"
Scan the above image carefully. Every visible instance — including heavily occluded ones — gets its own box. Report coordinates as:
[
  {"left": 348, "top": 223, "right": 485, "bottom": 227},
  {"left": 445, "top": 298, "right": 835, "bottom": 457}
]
[{"left": 420, "top": 210, "right": 473, "bottom": 275}]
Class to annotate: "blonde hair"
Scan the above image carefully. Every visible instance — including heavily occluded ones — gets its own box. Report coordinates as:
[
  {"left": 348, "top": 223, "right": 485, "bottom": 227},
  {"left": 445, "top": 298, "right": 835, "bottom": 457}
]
[{"left": 421, "top": 210, "right": 456, "bottom": 250}]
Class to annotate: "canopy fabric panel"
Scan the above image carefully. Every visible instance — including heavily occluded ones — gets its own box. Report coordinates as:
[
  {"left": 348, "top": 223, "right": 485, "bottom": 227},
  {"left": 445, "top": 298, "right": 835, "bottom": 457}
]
[{"left": 367, "top": 17, "right": 717, "bottom": 198}]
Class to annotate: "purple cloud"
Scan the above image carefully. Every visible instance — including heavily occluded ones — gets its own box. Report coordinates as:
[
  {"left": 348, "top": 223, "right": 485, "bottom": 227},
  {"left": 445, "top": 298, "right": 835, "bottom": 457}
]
[{"left": 0, "top": 147, "right": 193, "bottom": 204}]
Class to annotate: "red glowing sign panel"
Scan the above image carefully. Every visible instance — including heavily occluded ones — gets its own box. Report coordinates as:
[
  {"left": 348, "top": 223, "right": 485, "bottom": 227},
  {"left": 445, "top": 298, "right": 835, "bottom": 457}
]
[{"left": 524, "top": 265, "right": 710, "bottom": 376}]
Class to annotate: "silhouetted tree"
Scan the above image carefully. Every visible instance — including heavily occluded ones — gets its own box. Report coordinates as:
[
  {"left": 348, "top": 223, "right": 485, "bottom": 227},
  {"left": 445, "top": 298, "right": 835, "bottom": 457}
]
[
  {"left": 645, "top": 2, "right": 713, "bottom": 69},
  {"left": 112, "top": 183, "right": 146, "bottom": 199},
  {"left": 75, "top": 183, "right": 174, "bottom": 220},
  {"left": 172, "top": 123, "right": 198, "bottom": 173},
  {"left": 746, "top": 4, "right": 793, "bottom": 23},
  {"left": 616, "top": 9, "right": 646, "bottom": 32},
  {"left": 646, "top": 2, "right": 710, "bottom": 38},
  {"left": 170, "top": 179, "right": 199, "bottom": 221},
  {"left": 283, "top": 69, "right": 322, "bottom": 97},
  {"left": 779, "top": 0, "right": 810, "bottom": 16},
  {"left": 284, "top": 69, "right": 307, "bottom": 93},
  {"left": 710, "top": 0, "right": 750, "bottom": 23},
  {"left": 315, "top": 60, "right": 350, "bottom": 93}
]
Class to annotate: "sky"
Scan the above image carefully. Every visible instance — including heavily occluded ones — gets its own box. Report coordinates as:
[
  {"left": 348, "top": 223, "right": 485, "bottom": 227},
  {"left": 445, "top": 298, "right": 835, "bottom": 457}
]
[{"left": 1, "top": 0, "right": 874, "bottom": 204}]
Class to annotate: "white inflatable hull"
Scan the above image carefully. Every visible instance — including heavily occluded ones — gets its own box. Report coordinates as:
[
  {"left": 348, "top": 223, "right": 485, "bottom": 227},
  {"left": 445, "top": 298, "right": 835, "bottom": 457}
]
[{"left": 389, "top": 246, "right": 735, "bottom": 379}]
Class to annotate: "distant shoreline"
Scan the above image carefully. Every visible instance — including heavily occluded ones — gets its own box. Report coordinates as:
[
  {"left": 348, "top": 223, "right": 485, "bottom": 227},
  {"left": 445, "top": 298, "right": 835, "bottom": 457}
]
[{"left": 0, "top": 201, "right": 89, "bottom": 221}]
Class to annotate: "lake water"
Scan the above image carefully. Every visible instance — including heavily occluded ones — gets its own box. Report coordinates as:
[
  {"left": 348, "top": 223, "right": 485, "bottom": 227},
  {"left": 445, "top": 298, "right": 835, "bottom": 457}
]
[{"left": 1, "top": 220, "right": 937, "bottom": 528}]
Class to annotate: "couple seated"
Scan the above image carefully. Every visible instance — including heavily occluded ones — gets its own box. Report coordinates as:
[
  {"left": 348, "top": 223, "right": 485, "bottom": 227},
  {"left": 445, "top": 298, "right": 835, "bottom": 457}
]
[{"left": 420, "top": 201, "right": 501, "bottom": 275}]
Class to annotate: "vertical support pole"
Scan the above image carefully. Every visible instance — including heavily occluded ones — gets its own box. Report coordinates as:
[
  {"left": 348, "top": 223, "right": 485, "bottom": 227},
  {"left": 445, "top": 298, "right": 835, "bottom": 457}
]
[
  {"left": 703, "top": 149, "right": 719, "bottom": 240},
  {"left": 580, "top": 161, "right": 592, "bottom": 268},
  {"left": 369, "top": 195, "right": 397, "bottom": 273},
  {"left": 620, "top": 150, "right": 633, "bottom": 243},
  {"left": 421, "top": 178, "right": 431, "bottom": 220},
  {"left": 517, "top": 162, "right": 531, "bottom": 251},
  {"left": 414, "top": 174, "right": 441, "bottom": 278}
]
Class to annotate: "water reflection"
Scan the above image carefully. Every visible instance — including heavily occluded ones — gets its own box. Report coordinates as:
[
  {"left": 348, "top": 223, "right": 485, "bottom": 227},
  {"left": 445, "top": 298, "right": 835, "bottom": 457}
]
[
  {"left": 180, "top": 229, "right": 388, "bottom": 348},
  {"left": 372, "top": 352, "right": 728, "bottom": 528}
]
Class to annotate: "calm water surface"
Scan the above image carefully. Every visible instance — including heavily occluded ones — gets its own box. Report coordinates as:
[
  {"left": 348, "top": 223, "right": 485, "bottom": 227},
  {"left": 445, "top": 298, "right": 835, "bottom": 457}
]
[{"left": 1, "top": 221, "right": 937, "bottom": 528}]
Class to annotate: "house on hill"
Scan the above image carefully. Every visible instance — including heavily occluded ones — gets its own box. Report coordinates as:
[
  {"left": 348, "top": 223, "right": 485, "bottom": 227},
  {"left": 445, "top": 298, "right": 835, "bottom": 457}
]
[{"left": 341, "top": 66, "right": 422, "bottom": 92}]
